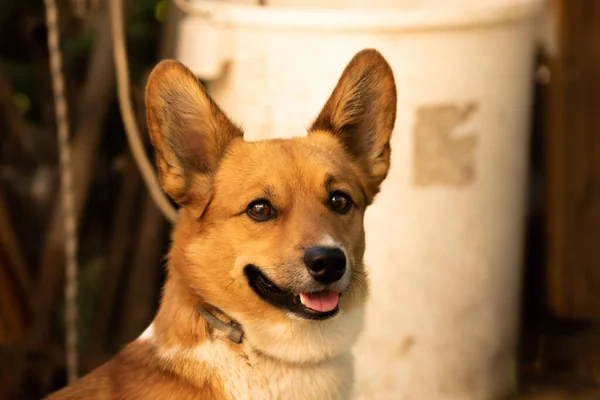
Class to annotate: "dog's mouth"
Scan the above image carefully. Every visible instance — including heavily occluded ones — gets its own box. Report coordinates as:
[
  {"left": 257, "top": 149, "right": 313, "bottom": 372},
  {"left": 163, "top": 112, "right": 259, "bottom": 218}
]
[{"left": 244, "top": 265, "right": 340, "bottom": 320}]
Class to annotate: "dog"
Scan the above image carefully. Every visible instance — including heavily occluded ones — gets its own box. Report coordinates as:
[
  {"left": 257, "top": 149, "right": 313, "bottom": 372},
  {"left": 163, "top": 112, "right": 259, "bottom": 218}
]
[{"left": 46, "top": 48, "right": 396, "bottom": 400}]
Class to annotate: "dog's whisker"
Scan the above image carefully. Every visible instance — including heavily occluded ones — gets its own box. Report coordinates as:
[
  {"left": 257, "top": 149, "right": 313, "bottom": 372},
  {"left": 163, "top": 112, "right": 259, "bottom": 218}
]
[{"left": 218, "top": 273, "right": 246, "bottom": 301}]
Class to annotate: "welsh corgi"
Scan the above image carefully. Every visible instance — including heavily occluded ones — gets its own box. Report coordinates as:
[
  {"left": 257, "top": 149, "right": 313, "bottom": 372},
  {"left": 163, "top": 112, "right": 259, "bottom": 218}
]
[{"left": 47, "top": 48, "right": 397, "bottom": 400}]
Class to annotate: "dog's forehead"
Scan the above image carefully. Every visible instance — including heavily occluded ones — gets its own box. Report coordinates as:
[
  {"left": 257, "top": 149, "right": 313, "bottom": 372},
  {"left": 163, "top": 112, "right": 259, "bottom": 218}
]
[
  {"left": 229, "top": 135, "right": 349, "bottom": 173},
  {"left": 214, "top": 134, "right": 359, "bottom": 195}
]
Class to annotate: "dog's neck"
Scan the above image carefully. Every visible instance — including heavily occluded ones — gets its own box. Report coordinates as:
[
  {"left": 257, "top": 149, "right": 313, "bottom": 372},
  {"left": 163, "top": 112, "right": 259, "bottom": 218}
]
[{"left": 150, "top": 275, "right": 232, "bottom": 349}]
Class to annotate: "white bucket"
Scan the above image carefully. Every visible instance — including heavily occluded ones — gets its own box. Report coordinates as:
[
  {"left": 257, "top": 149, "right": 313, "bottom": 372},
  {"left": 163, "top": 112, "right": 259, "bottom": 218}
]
[{"left": 166, "top": 1, "right": 544, "bottom": 398}]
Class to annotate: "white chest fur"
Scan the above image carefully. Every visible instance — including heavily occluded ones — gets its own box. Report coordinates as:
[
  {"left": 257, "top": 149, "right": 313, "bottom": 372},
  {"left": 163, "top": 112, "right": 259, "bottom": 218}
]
[{"left": 159, "top": 340, "right": 354, "bottom": 400}]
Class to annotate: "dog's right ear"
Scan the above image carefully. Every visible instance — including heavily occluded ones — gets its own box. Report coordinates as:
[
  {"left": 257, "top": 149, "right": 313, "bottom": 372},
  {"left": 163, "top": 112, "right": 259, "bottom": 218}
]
[{"left": 145, "top": 60, "right": 243, "bottom": 207}]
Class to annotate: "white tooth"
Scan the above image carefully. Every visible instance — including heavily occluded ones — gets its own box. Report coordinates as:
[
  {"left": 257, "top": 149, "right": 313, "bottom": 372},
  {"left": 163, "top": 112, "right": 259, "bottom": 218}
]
[{"left": 299, "top": 294, "right": 308, "bottom": 306}]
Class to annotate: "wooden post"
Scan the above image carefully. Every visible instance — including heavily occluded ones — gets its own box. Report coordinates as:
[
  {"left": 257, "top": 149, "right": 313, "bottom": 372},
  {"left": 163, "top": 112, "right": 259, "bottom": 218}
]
[{"left": 545, "top": 0, "right": 600, "bottom": 320}]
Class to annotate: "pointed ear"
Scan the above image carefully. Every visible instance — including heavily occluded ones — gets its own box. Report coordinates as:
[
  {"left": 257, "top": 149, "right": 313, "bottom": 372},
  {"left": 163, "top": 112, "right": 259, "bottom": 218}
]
[
  {"left": 145, "top": 60, "right": 243, "bottom": 207},
  {"left": 310, "top": 49, "right": 397, "bottom": 197}
]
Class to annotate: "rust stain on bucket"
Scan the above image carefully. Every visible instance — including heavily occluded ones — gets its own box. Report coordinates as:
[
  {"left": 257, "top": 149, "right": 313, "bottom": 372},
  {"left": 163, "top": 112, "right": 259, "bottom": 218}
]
[{"left": 412, "top": 103, "right": 478, "bottom": 187}]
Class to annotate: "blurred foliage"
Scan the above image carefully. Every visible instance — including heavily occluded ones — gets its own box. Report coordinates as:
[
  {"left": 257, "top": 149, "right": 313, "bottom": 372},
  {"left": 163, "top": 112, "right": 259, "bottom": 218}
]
[
  {"left": 1, "top": 0, "right": 163, "bottom": 125},
  {"left": 3, "top": 61, "right": 44, "bottom": 124}
]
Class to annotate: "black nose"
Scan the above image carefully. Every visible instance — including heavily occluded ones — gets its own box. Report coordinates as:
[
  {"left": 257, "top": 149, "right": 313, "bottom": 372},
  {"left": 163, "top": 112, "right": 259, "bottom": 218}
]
[{"left": 303, "top": 247, "right": 346, "bottom": 284}]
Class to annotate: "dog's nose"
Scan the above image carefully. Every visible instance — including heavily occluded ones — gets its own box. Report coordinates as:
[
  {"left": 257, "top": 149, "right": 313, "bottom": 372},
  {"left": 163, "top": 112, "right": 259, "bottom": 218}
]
[{"left": 303, "top": 247, "right": 346, "bottom": 284}]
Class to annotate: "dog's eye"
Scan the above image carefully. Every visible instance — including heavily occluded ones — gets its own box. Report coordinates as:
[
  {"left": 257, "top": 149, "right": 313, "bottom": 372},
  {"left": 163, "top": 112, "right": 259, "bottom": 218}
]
[
  {"left": 329, "top": 191, "right": 353, "bottom": 214},
  {"left": 247, "top": 200, "right": 275, "bottom": 221}
]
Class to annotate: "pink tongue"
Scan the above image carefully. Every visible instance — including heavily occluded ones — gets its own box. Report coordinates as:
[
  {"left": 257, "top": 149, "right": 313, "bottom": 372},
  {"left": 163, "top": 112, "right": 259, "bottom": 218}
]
[{"left": 299, "top": 291, "right": 340, "bottom": 312}]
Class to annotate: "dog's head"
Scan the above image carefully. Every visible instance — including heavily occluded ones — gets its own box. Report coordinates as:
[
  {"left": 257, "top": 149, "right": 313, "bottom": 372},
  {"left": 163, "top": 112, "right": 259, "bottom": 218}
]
[{"left": 146, "top": 49, "right": 396, "bottom": 363}]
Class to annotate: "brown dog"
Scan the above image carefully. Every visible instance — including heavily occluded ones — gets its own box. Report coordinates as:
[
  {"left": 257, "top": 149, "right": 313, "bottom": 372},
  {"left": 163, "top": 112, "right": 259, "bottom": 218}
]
[{"left": 46, "top": 48, "right": 396, "bottom": 400}]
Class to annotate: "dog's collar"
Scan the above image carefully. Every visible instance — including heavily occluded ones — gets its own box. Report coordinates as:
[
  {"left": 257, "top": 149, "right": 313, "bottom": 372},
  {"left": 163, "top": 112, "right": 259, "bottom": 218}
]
[{"left": 196, "top": 306, "right": 244, "bottom": 344}]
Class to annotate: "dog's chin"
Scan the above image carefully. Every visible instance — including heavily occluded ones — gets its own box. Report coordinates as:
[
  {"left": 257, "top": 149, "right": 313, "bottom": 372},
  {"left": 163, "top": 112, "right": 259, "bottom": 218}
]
[{"left": 235, "top": 299, "right": 365, "bottom": 364}]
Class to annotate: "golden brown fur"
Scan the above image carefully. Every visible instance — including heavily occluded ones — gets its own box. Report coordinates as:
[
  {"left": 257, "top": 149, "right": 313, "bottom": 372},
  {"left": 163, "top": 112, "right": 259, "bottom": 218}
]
[{"left": 47, "top": 48, "right": 397, "bottom": 400}]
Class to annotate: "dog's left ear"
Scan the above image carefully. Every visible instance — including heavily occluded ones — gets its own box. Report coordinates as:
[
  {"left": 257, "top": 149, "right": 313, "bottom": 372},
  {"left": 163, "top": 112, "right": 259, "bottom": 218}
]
[{"left": 310, "top": 49, "right": 397, "bottom": 198}]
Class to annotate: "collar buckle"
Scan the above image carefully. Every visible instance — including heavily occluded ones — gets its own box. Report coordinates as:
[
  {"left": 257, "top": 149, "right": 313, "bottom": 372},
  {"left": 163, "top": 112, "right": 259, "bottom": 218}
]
[{"left": 196, "top": 306, "right": 244, "bottom": 344}]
